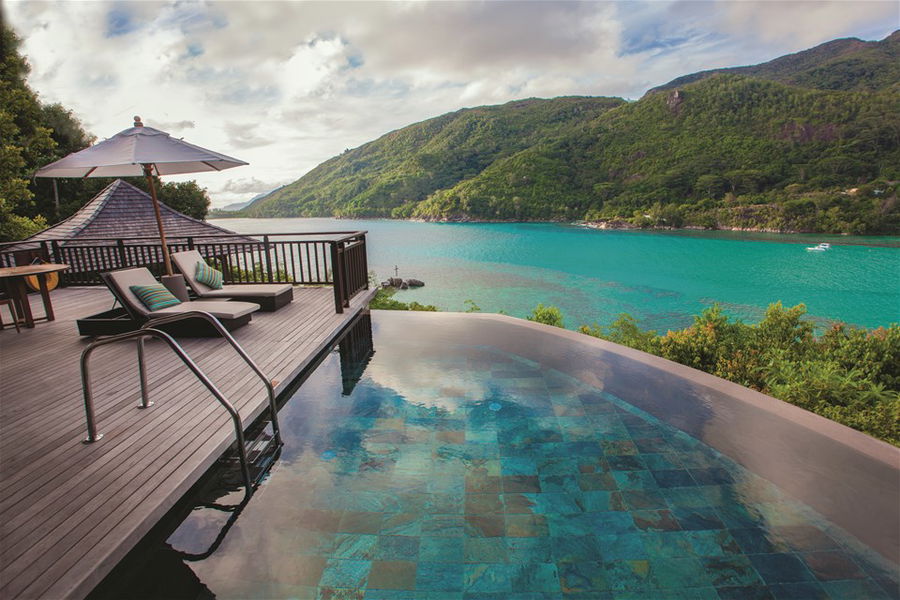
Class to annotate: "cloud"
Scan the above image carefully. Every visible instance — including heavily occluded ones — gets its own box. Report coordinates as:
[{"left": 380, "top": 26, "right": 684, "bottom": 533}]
[
  {"left": 217, "top": 177, "right": 279, "bottom": 195},
  {"left": 4, "top": 0, "right": 896, "bottom": 209}
]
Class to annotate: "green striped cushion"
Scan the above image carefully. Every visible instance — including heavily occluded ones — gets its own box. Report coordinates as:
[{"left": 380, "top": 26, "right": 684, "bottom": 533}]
[
  {"left": 195, "top": 261, "right": 224, "bottom": 289},
  {"left": 129, "top": 284, "right": 181, "bottom": 311}
]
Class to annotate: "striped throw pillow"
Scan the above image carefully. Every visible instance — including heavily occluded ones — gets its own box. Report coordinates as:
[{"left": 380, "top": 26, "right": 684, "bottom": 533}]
[
  {"left": 195, "top": 261, "right": 224, "bottom": 289},
  {"left": 129, "top": 284, "right": 181, "bottom": 311}
]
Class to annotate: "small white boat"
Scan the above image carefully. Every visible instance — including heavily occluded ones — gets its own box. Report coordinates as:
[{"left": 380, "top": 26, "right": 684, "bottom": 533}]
[{"left": 806, "top": 242, "right": 831, "bottom": 251}]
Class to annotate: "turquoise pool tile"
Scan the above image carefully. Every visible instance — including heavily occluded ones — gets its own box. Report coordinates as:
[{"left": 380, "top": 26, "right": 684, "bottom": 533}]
[
  {"left": 821, "top": 579, "right": 893, "bottom": 599},
  {"left": 749, "top": 553, "right": 816, "bottom": 584},
  {"left": 541, "top": 474, "right": 583, "bottom": 494},
  {"left": 373, "top": 535, "right": 420, "bottom": 561},
  {"left": 601, "top": 560, "right": 653, "bottom": 591},
  {"left": 317, "top": 586, "right": 365, "bottom": 600},
  {"left": 557, "top": 561, "right": 606, "bottom": 593},
  {"left": 502, "top": 493, "right": 537, "bottom": 514},
  {"left": 577, "top": 472, "right": 617, "bottom": 492},
  {"left": 465, "top": 493, "right": 504, "bottom": 515},
  {"left": 671, "top": 506, "right": 725, "bottom": 531},
  {"left": 464, "top": 563, "right": 515, "bottom": 593},
  {"left": 423, "top": 515, "right": 466, "bottom": 537},
  {"left": 465, "top": 538, "right": 508, "bottom": 563},
  {"left": 631, "top": 509, "right": 681, "bottom": 532},
  {"left": 380, "top": 512, "right": 422, "bottom": 536},
  {"left": 428, "top": 492, "right": 465, "bottom": 514},
  {"left": 701, "top": 555, "right": 764, "bottom": 587},
  {"left": 510, "top": 563, "right": 561, "bottom": 592},
  {"left": 507, "top": 537, "right": 553, "bottom": 562},
  {"left": 420, "top": 536, "right": 465, "bottom": 563},
  {"left": 651, "top": 469, "right": 697, "bottom": 488},
  {"left": 639, "top": 531, "right": 694, "bottom": 558},
  {"left": 640, "top": 453, "right": 683, "bottom": 471},
  {"left": 581, "top": 490, "right": 613, "bottom": 512},
  {"left": 501, "top": 457, "right": 538, "bottom": 476},
  {"left": 417, "top": 561, "right": 464, "bottom": 591},
  {"left": 768, "top": 581, "right": 829, "bottom": 599},
  {"left": 597, "top": 533, "right": 647, "bottom": 561},
  {"left": 503, "top": 475, "right": 542, "bottom": 493},
  {"left": 605, "top": 455, "right": 645, "bottom": 472},
  {"left": 652, "top": 556, "right": 712, "bottom": 588},
  {"left": 332, "top": 534, "right": 378, "bottom": 560},
  {"left": 550, "top": 535, "right": 601, "bottom": 563},
  {"left": 684, "top": 529, "right": 741, "bottom": 557},
  {"left": 465, "top": 515, "right": 505, "bottom": 537},
  {"left": 506, "top": 514, "right": 549, "bottom": 537},
  {"left": 366, "top": 560, "right": 417, "bottom": 590},
  {"left": 527, "top": 493, "right": 583, "bottom": 516},
  {"left": 715, "top": 585, "right": 775, "bottom": 599},
  {"left": 620, "top": 490, "right": 667, "bottom": 510},
  {"left": 586, "top": 511, "right": 635, "bottom": 536},
  {"left": 547, "top": 513, "right": 590, "bottom": 538},
  {"left": 612, "top": 470, "right": 657, "bottom": 490},
  {"left": 318, "top": 558, "right": 371, "bottom": 589}
]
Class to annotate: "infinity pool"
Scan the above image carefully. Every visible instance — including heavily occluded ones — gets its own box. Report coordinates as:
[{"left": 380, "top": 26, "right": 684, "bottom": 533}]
[{"left": 92, "top": 311, "right": 899, "bottom": 599}]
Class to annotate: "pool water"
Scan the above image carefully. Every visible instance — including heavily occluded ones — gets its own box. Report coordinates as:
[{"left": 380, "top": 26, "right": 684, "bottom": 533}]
[{"left": 97, "top": 313, "right": 898, "bottom": 600}]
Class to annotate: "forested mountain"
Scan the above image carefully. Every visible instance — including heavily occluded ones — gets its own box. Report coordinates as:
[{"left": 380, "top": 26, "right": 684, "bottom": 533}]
[
  {"left": 649, "top": 31, "right": 900, "bottom": 94},
  {"left": 239, "top": 31, "right": 900, "bottom": 234}
]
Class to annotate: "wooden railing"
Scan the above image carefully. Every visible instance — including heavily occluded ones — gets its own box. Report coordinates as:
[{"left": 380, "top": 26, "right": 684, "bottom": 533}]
[{"left": 0, "top": 231, "right": 369, "bottom": 313}]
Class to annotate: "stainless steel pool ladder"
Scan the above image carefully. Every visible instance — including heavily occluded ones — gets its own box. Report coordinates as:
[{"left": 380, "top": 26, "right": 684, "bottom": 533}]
[{"left": 80, "top": 311, "right": 283, "bottom": 498}]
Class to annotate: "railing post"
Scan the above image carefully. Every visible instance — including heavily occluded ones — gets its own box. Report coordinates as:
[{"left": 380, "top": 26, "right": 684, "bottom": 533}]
[
  {"left": 50, "top": 240, "right": 66, "bottom": 286},
  {"left": 263, "top": 235, "right": 273, "bottom": 283},
  {"left": 187, "top": 237, "right": 195, "bottom": 250},
  {"left": 116, "top": 239, "right": 128, "bottom": 270},
  {"left": 330, "top": 241, "right": 345, "bottom": 313}
]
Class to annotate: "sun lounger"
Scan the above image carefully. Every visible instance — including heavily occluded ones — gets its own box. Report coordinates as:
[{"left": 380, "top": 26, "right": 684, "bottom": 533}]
[
  {"left": 171, "top": 250, "right": 294, "bottom": 311},
  {"left": 101, "top": 267, "right": 259, "bottom": 335}
]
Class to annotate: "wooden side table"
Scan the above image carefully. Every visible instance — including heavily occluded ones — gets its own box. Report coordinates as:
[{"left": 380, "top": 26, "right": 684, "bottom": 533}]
[{"left": 0, "top": 264, "right": 70, "bottom": 328}]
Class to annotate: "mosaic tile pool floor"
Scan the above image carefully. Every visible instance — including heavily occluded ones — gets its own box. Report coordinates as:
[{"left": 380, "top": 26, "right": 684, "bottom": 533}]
[{"left": 151, "top": 334, "right": 897, "bottom": 600}]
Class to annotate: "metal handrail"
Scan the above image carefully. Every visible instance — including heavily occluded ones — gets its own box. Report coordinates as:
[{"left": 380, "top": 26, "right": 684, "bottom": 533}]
[
  {"left": 140, "top": 311, "right": 281, "bottom": 444},
  {"left": 80, "top": 328, "right": 253, "bottom": 498}
]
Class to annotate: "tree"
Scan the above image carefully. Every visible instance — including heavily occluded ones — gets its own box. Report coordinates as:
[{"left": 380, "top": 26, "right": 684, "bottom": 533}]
[{"left": 0, "top": 23, "right": 56, "bottom": 240}]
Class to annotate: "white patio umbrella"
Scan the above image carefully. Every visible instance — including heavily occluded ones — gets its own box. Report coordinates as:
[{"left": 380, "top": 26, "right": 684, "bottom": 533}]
[{"left": 35, "top": 116, "right": 247, "bottom": 276}]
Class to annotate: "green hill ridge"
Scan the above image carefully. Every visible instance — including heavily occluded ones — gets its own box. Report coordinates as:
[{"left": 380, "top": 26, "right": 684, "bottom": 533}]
[{"left": 238, "top": 31, "right": 900, "bottom": 234}]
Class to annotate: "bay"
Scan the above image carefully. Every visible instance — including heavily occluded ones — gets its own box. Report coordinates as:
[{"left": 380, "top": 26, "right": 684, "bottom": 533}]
[{"left": 210, "top": 217, "right": 900, "bottom": 331}]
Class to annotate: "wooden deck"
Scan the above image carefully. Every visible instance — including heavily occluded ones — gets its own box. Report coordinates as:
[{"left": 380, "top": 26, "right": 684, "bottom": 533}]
[{"left": 0, "top": 285, "right": 374, "bottom": 599}]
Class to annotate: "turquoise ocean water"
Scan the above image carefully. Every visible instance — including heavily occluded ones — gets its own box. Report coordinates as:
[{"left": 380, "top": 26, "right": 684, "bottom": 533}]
[{"left": 210, "top": 218, "right": 900, "bottom": 332}]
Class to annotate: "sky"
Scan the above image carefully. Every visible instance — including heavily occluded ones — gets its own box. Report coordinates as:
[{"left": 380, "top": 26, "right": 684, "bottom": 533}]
[{"left": 5, "top": 1, "right": 898, "bottom": 209}]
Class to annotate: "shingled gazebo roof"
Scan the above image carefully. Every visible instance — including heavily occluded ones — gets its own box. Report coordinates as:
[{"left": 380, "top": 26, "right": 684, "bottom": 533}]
[{"left": 20, "top": 179, "right": 252, "bottom": 247}]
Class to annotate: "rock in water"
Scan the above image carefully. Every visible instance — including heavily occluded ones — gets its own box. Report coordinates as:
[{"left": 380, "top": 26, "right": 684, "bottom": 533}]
[
  {"left": 400, "top": 281, "right": 409, "bottom": 289},
  {"left": 406, "top": 278, "right": 425, "bottom": 287},
  {"left": 388, "top": 277, "right": 403, "bottom": 287}
]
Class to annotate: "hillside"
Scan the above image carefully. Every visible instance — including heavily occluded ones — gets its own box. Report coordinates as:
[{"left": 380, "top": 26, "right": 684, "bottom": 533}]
[
  {"left": 239, "top": 31, "right": 900, "bottom": 234},
  {"left": 241, "top": 97, "right": 624, "bottom": 218},
  {"left": 649, "top": 30, "right": 900, "bottom": 94}
]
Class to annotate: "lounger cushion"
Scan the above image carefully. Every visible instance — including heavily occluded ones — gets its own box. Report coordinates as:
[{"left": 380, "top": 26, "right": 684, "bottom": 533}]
[
  {"left": 129, "top": 284, "right": 181, "bottom": 311},
  {"left": 192, "top": 283, "right": 293, "bottom": 298},
  {"left": 152, "top": 300, "right": 259, "bottom": 320},
  {"left": 195, "top": 262, "right": 224, "bottom": 289}
]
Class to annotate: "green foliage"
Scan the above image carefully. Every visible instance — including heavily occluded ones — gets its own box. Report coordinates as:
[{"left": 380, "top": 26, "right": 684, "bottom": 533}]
[
  {"left": 239, "top": 31, "right": 900, "bottom": 234},
  {"left": 369, "top": 287, "right": 437, "bottom": 312},
  {"left": 464, "top": 299, "right": 481, "bottom": 313},
  {"left": 527, "top": 303, "right": 564, "bottom": 328},
  {"left": 581, "top": 302, "right": 900, "bottom": 445}
]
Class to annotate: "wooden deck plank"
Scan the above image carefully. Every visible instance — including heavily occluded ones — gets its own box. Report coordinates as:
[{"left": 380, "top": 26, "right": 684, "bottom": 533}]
[{"left": 0, "top": 285, "right": 374, "bottom": 599}]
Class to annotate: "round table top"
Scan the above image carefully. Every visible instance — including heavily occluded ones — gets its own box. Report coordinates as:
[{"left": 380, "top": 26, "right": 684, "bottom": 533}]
[{"left": 0, "top": 263, "right": 70, "bottom": 278}]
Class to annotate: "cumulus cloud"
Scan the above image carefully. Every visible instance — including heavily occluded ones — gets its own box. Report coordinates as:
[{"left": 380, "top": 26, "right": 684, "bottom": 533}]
[{"left": 4, "top": 0, "right": 896, "bottom": 208}]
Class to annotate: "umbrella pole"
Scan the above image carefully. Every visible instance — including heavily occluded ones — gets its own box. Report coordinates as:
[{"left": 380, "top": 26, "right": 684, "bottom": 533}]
[{"left": 143, "top": 165, "right": 174, "bottom": 276}]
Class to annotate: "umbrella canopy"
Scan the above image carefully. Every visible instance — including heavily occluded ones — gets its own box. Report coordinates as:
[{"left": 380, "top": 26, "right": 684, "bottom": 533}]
[
  {"left": 34, "top": 116, "right": 247, "bottom": 276},
  {"left": 35, "top": 118, "right": 247, "bottom": 178}
]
